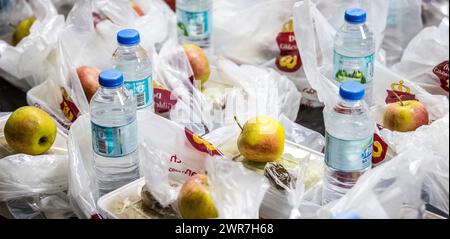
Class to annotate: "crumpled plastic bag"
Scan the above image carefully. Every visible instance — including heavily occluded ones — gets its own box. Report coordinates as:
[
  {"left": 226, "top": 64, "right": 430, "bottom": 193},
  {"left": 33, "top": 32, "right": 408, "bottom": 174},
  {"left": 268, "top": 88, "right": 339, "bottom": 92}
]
[
  {"left": 0, "top": 0, "right": 65, "bottom": 91},
  {"left": 391, "top": 18, "right": 449, "bottom": 96}
]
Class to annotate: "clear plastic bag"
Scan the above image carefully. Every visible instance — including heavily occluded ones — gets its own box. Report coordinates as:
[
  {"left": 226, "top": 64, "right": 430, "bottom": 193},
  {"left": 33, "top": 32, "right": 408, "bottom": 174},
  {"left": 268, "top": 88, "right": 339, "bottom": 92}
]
[
  {"left": 0, "top": 0, "right": 65, "bottom": 91},
  {"left": 391, "top": 18, "right": 449, "bottom": 96}
]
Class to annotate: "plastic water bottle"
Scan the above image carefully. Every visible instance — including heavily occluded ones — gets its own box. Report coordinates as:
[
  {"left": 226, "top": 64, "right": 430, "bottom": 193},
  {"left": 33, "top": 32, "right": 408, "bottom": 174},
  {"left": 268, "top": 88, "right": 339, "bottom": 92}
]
[
  {"left": 113, "top": 29, "right": 154, "bottom": 113},
  {"left": 322, "top": 82, "right": 374, "bottom": 205},
  {"left": 90, "top": 69, "right": 140, "bottom": 195},
  {"left": 333, "top": 8, "right": 375, "bottom": 106},
  {"left": 176, "top": 0, "right": 212, "bottom": 48}
]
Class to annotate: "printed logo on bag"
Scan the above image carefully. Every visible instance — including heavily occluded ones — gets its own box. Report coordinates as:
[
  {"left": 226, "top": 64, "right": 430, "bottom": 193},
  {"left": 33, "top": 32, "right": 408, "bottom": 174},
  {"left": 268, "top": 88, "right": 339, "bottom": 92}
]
[
  {"left": 184, "top": 128, "right": 222, "bottom": 156},
  {"left": 60, "top": 87, "right": 80, "bottom": 123},
  {"left": 385, "top": 80, "right": 417, "bottom": 104},
  {"left": 433, "top": 60, "right": 449, "bottom": 92},
  {"left": 154, "top": 87, "right": 177, "bottom": 114},
  {"left": 276, "top": 17, "right": 302, "bottom": 73},
  {"left": 372, "top": 133, "right": 388, "bottom": 166}
]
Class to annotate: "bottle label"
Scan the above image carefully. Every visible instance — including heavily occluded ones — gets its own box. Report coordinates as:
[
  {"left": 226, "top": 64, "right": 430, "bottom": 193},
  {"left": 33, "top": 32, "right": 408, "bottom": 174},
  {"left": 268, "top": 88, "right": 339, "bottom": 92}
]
[
  {"left": 177, "top": 9, "right": 211, "bottom": 40},
  {"left": 325, "top": 132, "right": 373, "bottom": 172},
  {"left": 333, "top": 51, "right": 374, "bottom": 84},
  {"left": 91, "top": 120, "right": 138, "bottom": 158},
  {"left": 124, "top": 76, "right": 153, "bottom": 109}
]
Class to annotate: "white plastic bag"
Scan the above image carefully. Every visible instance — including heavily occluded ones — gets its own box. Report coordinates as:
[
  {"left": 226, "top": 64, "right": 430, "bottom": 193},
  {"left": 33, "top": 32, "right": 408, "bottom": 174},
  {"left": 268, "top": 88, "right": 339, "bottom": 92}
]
[
  {"left": 0, "top": 0, "right": 64, "bottom": 91},
  {"left": 391, "top": 18, "right": 449, "bottom": 96}
]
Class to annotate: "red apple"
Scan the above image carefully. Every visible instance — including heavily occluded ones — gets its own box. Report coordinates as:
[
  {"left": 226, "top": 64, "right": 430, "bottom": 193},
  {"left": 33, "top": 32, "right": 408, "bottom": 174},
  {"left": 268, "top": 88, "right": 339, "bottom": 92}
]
[
  {"left": 183, "top": 44, "right": 211, "bottom": 86},
  {"left": 383, "top": 100, "right": 429, "bottom": 132},
  {"left": 76, "top": 66, "right": 100, "bottom": 102}
]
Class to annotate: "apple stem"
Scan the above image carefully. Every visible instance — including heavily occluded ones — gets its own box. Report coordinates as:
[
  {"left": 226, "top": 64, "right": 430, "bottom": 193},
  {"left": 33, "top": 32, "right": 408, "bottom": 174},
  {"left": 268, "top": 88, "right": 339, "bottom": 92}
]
[
  {"left": 234, "top": 116, "right": 243, "bottom": 131},
  {"left": 392, "top": 91, "right": 404, "bottom": 106}
]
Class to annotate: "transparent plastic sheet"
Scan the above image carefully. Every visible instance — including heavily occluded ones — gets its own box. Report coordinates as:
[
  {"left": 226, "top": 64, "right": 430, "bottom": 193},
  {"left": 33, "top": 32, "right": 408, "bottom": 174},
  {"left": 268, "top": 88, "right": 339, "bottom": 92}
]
[
  {"left": 154, "top": 39, "right": 301, "bottom": 135},
  {"left": 0, "top": 0, "right": 65, "bottom": 91},
  {"left": 381, "top": 0, "right": 423, "bottom": 66},
  {"left": 0, "top": 114, "right": 71, "bottom": 219},
  {"left": 391, "top": 18, "right": 449, "bottom": 96}
]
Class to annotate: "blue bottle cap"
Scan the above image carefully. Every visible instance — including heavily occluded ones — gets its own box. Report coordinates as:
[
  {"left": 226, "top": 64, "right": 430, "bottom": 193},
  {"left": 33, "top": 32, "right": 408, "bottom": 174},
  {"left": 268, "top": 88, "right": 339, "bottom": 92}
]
[
  {"left": 117, "top": 29, "right": 140, "bottom": 45},
  {"left": 345, "top": 8, "right": 367, "bottom": 24},
  {"left": 339, "top": 81, "right": 365, "bottom": 101},
  {"left": 99, "top": 69, "right": 124, "bottom": 88}
]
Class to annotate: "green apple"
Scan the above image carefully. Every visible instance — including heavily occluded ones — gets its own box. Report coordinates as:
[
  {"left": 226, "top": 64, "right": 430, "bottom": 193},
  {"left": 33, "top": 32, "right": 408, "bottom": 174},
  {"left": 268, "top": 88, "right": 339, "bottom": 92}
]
[
  {"left": 12, "top": 16, "right": 36, "bottom": 46},
  {"left": 4, "top": 106, "right": 57, "bottom": 155}
]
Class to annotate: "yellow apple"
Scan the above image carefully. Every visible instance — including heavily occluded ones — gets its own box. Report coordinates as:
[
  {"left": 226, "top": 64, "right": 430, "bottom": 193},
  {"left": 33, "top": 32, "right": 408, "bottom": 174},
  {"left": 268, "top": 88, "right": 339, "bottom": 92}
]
[
  {"left": 4, "top": 106, "right": 57, "bottom": 155},
  {"left": 178, "top": 174, "right": 218, "bottom": 219},
  {"left": 236, "top": 116, "right": 285, "bottom": 163}
]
